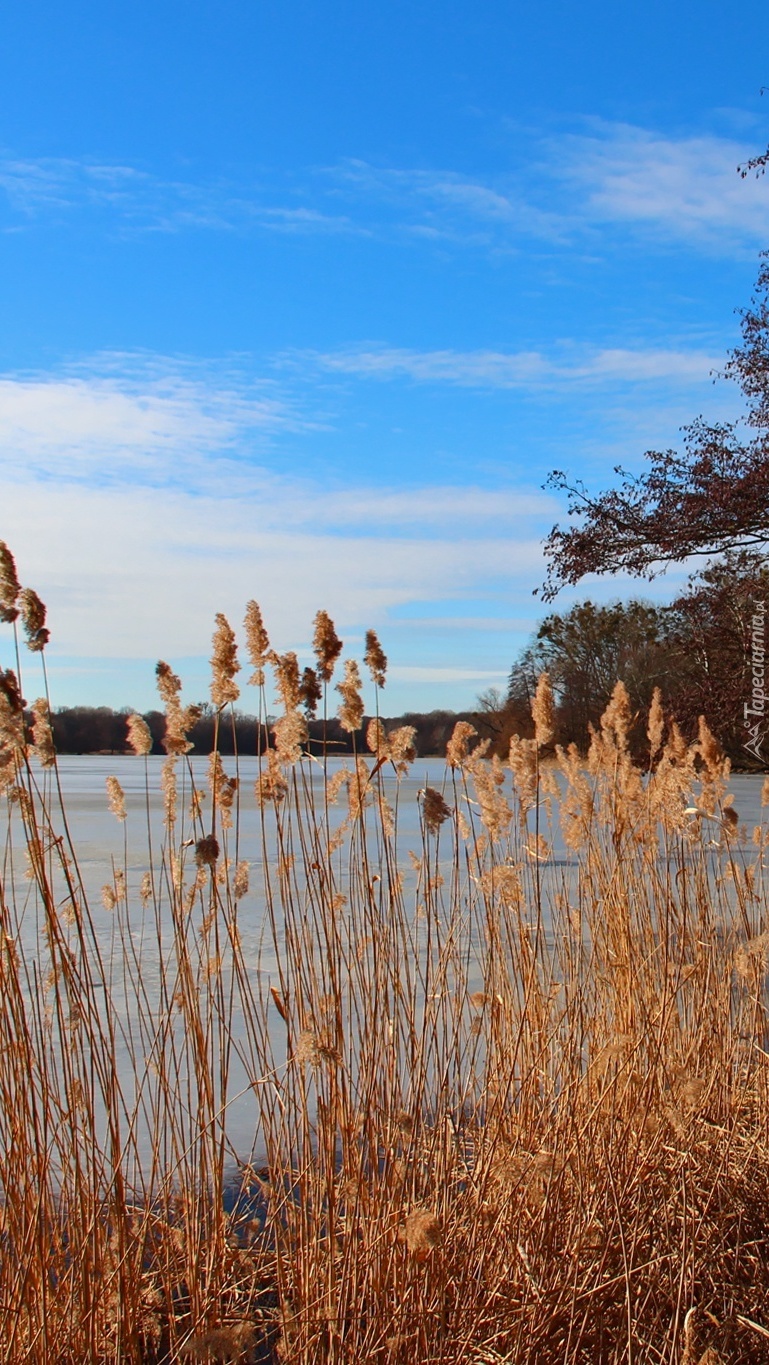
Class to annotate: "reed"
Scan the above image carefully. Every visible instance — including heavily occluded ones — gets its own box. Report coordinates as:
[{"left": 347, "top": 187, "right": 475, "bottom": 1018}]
[{"left": 1, "top": 543, "right": 769, "bottom": 1363}]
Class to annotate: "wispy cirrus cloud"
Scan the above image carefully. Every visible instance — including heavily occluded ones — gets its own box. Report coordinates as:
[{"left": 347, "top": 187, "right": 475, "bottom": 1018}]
[
  {"left": 1, "top": 119, "right": 765, "bottom": 253},
  {"left": 0, "top": 155, "right": 364, "bottom": 236},
  {"left": 0, "top": 354, "right": 304, "bottom": 488},
  {"left": 307, "top": 343, "right": 722, "bottom": 389},
  {"left": 558, "top": 121, "right": 769, "bottom": 250},
  {"left": 322, "top": 124, "right": 769, "bottom": 252},
  {"left": 0, "top": 352, "right": 555, "bottom": 526},
  {"left": 323, "top": 158, "right": 561, "bottom": 244}
]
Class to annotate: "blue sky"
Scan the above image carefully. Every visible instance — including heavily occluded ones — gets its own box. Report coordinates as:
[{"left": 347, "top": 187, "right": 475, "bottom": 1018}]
[{"left": 2, "top": 0, "right": 769, "bottom": 715}]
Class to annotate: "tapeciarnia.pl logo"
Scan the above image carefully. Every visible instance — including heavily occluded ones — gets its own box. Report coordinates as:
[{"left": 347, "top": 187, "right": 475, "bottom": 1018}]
[{"left": 744, "top": 599, "right": 767, "bottom": 762}]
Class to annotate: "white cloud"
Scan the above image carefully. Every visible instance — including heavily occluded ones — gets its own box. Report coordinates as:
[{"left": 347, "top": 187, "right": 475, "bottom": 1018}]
[
  {"left": 310, "top": 344, "right": 721, "bottom": 389},
  {"left": 0, "top": 357, "right": 298, "bottom": 486},
  {"left": 559, "top": 122, "right": 769, "bottom": 249},
  {"left": 0, "top": 356, "right": 560, "bottom": 533},
  {"left": 1, "top": 481, "right": 545, "bottom": 662}
]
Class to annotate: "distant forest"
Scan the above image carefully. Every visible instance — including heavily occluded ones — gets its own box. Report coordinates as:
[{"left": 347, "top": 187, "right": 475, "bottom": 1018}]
[{"left": 48, "top": 705, "right": 491, "bottom": 759}]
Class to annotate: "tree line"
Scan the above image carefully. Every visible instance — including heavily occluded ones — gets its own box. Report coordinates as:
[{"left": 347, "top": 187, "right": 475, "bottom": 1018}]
[{"left": 47, "top": 704, "right": 488, "bottom": 759}]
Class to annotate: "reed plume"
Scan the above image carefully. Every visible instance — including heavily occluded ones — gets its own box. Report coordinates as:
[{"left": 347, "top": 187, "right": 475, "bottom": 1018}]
[
  {"left": 312, "top": 608, "right": 342, "bottom": 682},
  {"left": 388, "top": 723, "right": 417, "bottom": 771},
  {"left": 210, "top": 612, "right": 240, "bottom": 708},
  {"left": 336, "top": 658, "right": 364, "bottom": 732},
  {"left": 30, "top": 696, "right": 55, "bottom": 767},
  {"left": 273, "top": 708, "right": 307, "bottom": 765},
  {"left": 18, "top": 587, "right": 49, "bottom": 651},
  {"left": 299, "top": 665, "right": 322, "bottom": 717},
  {"left": 531, "top": 671, "right": 556, "bottom": 747},
  {"left": 244, "top": 599, "right": 270, "bottom": 686},
  {"left": 647, "top": 684, "right": 665, "bottom": 759},
  {"left": 274, "top": 651, "right": 301, "bottom": 713},
  {"left": 364, "top": 628, "right": 387, "bottom": 687},
  {"left": 126, "top": 712, "right": 152, "bottom": 755},
  {"left": 106, "top": 774, "right": 127, "bottom": 821},
  {"left": 420, "top": 785, "right": 452, "bottom": 833},
  {"left": 0, "top": 539, "right": 20, "bottom": 622},
  {"left": 446, "top": 718, "right": 476, "bottom": 768},
  {"left": 157, "top": 660, "right": 199, "bottom": 754}
]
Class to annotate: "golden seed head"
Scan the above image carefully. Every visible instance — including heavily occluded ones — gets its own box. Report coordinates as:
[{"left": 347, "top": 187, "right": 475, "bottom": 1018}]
[
  {"left": 299, "top": 665, "right": 322, "bottom": 717},
  {"left": 295, "top": 1030, "right": 320, "bottom": 1065},
  {"left": 18, "top": 588, "right": 49, "bottom": 652},
  {"left": 101, "top": 883, "right": 118, "bottom": 911},
  {"left": 126, "top": 713, "right": 152, "bottom": 756},
  {"left": 31, "top": 697, "right": 55, "bottom": 767},
  {"left": 421, "top": 786, "right": 452, "bottom": 834},
  {"left": 531, "top": 672, "right": 556, "bottom": 748},
  {"left": 347, "top": 755, "right": 372, "bottom": 819},
  {"left": 155, "top": 660, "right": 182, "bottom": 706},
  {"left": 195, "top": 835, "right": 220, "bottom": 868},
  {"left": 446, "top": 720, "right": 477, "bottom": 768},
  {"left": 0, "top": 668, "right": 24, "bottom": 716},
  {"left": 244, "top": 600, "right": 270, "bottom": 685},
  {"left": 273, "top": 709, "right": 307, "bottom": 764},
  {"left": 164, "top": 704, "right": 200, "bottom": 756},
  {"left": 106, "top": 775, "right": 127, "bottom": 821},
  {"left": 366, "top": 717, "right": 389, "bottom": 758},
  {"left": 326, "top": 766, "right": 350, "bottom": 805},
  {"left": 389, "top": 725, "right": 417, "bottom": 772},
  {"left": 312, "top": 609, "right": 343, "bottom": 683},
  {"left": 600, "top": 680, "right": 632, "bottom": 749},
  {"left": 663, "top": 720, "right": 688, "bottom": 765},
  {"left": 364, "top": 629, "right": 387, "bottom": 687},
  {"left": 233, "top": 860, "right": 249, "bottom": 898},
  {"left": 337, "top": 658, "right": 364, "bottom": 732},
  {"left": 275, "top": 651, "right": 301, "bottom": 713},
  {"left": 156, "top": 658, "right": 200, "bottom": 755},
  {"left": 255, "top": 748, "right": 289, "bottom": 805},
  {"left": 647, "top": 686, "right": 665, "bottom": 758},
  {"left": 697, "top": 715, "right": 724, "bottom": 778},
  {"left": 210, "top": 613, "right": 240, "bottom": 708},
  {"left": 509, "top": 734, "right": 538, "bottom": 809},
  {"left": 0, "top": 541, "right": 21, "bottom": 624}
]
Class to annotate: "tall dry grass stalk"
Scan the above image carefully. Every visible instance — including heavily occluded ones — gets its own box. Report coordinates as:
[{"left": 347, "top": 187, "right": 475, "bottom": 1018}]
[{"left": 1, "top": 549, "right": 769, "bottom": 1362}]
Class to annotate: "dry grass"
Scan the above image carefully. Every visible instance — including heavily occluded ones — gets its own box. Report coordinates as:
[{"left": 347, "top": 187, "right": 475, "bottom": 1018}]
[{"left": 2, "top": 553, "right": 769, "bottom": 1362}]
